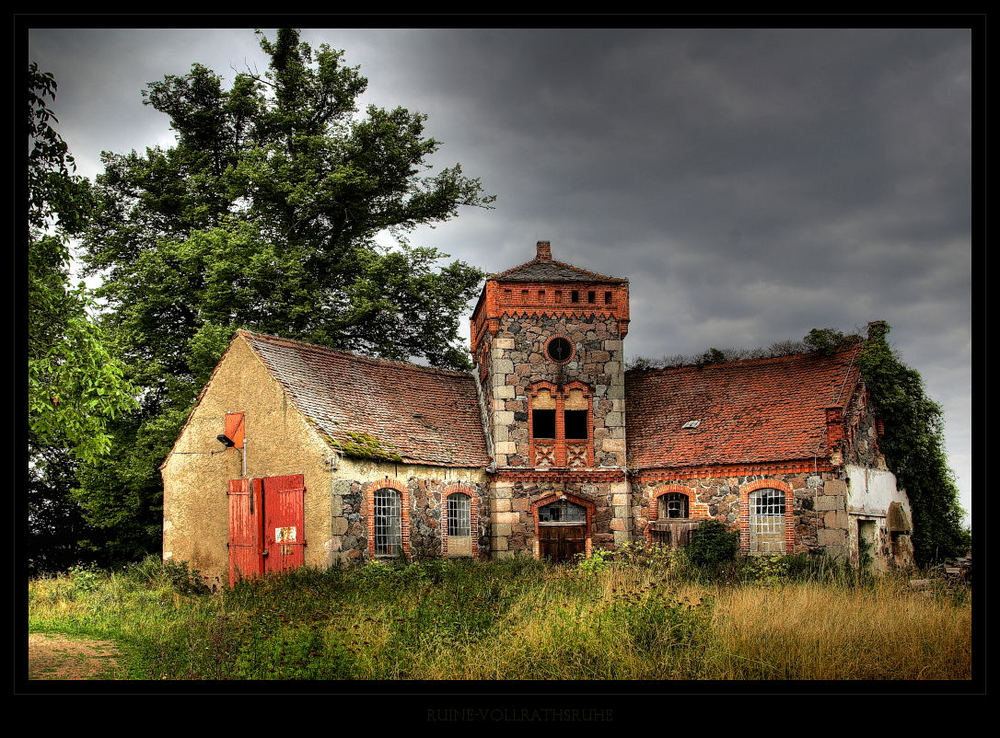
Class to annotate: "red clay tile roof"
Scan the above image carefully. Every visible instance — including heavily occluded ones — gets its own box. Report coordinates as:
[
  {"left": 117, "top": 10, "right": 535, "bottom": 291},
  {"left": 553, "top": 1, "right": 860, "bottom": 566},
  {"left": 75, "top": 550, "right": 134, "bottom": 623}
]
[
  {"left": 240, "top": 330, "right": 489, "bottom": 468},
  {"left": 625, "top": 345, "right": 863, "bottom": 469},
  {"left": 490, "top": 256, "right": 627, "bottom": 283}
]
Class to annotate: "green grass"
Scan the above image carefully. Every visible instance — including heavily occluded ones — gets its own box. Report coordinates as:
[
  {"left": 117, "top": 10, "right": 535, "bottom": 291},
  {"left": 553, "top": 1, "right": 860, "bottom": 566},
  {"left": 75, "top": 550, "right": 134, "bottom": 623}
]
[{"left": 27, "top": 554, "right": 972, "bottom": 680}]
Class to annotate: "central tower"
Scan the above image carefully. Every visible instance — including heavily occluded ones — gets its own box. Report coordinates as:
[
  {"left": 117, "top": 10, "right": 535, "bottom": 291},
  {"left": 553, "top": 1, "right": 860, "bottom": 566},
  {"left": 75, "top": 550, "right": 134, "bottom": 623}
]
[{"left": 471, "top": 241, "right": 631, "bottom": 560}]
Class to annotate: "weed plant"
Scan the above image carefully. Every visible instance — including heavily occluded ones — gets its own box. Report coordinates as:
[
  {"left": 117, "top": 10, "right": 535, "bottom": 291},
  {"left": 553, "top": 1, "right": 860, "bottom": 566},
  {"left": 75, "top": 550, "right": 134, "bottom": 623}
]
[{"left": 28, "top": 553, "right": 971, "bottom": 680}]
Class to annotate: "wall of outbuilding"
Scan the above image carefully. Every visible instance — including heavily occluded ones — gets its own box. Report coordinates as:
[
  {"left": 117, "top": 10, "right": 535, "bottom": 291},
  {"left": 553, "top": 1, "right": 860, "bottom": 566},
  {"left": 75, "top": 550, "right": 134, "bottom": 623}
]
[
  {"left": 161, "top": 336, "right": 336, "bottom": 588},
  {"left": 630, "top": 466, "right": 852, "bottom": 560},
  {"left": 325, "top": 456, "right": 489, "bottom": 563}
]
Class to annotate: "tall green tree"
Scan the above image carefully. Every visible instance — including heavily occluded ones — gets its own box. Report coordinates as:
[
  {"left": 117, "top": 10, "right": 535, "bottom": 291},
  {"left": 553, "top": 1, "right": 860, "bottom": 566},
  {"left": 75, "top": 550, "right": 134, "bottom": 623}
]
[
  {"left": 28, "top": 62, "right": 138, "bottom": 572},
  {"left": 75, "top": 29, "right": 493, "bottom": 560},
  {"left": 28, "top": 62, "right": 136, "bottom": 463}
]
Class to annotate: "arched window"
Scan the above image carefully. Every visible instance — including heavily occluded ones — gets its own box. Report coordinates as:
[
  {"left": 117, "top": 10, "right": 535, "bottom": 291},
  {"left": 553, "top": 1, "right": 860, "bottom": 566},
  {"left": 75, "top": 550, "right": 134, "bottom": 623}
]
[
  {"left": 749, "top": 488, "right": 786, "bottom": 554},
  {"left": 658, "top": 492, "right": 689, "bottom": 519},
  {"left": 373, "top": 487, "right": 402, "bottom": 556},
  {"left": 448, "top": 493, "right": 471, "bottom": 537},
  {"left": 442, "top": 487, "right": 477, "bottom": 559}
]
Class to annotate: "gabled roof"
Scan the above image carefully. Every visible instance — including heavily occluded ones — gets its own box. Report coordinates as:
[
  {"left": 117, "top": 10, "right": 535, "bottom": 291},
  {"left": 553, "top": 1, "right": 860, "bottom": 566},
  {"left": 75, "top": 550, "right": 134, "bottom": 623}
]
[
  {"left": 625, "top": 344, "right": 864, "bottom": 469},
  {"left": 240, "top": 330, "right": 489, "bottom": 468},
  {"left": 490, "top": 256, "right": 627, "bottom": 284}
]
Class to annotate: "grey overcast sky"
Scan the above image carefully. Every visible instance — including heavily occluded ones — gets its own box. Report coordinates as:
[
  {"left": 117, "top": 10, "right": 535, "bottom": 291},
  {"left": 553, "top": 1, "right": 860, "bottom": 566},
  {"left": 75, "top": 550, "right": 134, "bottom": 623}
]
[{"left": 26, "top": 25, "right": 975, "bottom": 523}]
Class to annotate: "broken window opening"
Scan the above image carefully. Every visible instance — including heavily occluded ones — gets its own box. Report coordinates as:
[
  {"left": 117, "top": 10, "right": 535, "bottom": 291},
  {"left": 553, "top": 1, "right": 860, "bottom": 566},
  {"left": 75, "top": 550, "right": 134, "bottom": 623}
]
[
  {"left": 659, "top": 492, "right": 689, "bottom": 519},
  {"left": 538, "top": 499, "right": 587, "bottom": 523},
  {"left": 532, "top": 409, "right": 556, "bottom": 439},
  {"left": 564, "top": 409, "right": 588, "bottom": 439}
]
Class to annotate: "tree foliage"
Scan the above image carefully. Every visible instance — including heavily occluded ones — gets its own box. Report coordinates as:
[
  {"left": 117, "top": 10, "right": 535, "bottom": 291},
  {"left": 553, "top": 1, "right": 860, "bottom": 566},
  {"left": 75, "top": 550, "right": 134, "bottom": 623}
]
[
  {"left": 855, "top": 322, "right": 970, "bottom": 565},
  {"left": 73, "top": 29, "right": 493, "bottom": 560},
  {"left": 28, "top": 62, "right": 137, "bottom": 464}
]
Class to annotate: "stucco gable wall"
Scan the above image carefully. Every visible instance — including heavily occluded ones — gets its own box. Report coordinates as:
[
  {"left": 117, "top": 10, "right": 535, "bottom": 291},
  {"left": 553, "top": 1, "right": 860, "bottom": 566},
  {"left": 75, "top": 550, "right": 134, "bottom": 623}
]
[{"left": 161, "top": 335, "right": 336, "bottom": 587}]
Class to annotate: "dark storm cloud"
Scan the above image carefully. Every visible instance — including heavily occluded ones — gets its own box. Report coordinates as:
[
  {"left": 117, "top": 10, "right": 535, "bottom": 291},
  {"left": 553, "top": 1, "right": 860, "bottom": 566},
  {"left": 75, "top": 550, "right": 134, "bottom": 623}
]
[{"left": 27, "top": 26, "right": 972, "bottom": 520}]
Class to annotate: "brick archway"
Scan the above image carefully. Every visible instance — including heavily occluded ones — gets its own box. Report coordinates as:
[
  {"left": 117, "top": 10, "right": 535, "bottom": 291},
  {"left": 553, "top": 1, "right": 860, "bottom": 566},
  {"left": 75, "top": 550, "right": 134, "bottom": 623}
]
[{"left": 531, "top": 491, "right": 594, "bottom": 561}]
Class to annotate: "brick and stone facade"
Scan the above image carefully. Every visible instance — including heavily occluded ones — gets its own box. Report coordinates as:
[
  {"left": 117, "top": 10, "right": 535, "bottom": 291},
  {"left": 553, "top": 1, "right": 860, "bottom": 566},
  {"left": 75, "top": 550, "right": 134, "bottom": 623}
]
[{"left": 161, "top": 241, "right": 914, "bottom": 583}]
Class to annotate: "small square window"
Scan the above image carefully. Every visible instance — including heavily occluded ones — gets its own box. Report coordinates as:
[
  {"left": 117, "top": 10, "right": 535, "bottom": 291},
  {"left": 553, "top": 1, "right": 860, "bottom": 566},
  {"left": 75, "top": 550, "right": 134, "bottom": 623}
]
[
  {"left": 571, "top": 290, "right": 579, "bottom": 303},
  {"left": 587, "top": 291, "right": 595, "bottom": 303},
  {"left": 604, "top": 291, "right": 612, "bottom": 304}
]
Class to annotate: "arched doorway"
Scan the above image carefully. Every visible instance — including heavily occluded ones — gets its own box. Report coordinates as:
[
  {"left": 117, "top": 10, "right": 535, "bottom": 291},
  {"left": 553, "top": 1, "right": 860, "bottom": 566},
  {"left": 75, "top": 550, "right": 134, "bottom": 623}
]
[{"left": 536, "top": 498, "right": 588, "bottom": 563}]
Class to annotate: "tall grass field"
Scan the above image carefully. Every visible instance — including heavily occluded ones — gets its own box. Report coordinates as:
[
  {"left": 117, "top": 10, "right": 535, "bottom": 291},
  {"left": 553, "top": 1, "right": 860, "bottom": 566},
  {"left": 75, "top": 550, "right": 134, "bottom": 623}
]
[{"left": 27, "top": 553, "right": 971, "bottom": 680}]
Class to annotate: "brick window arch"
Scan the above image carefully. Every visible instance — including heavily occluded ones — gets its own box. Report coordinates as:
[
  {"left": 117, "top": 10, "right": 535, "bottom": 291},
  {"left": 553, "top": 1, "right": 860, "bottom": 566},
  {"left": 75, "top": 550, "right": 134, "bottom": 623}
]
[
  {"left": 528, "top": 380, "right": 594, "bottom": 468},
  {"left": 441, "top": 483, "right": 478, "bottom": 559},
  {"left": 739, "top": 480, "right": 794, "bottom": 555},
  {"left": 531, "top": 492, "right": 594, "bottom": 561},
  {"left": 645, "top": 485, "right": 710, "bottom": 544},
  {"left": 365, "top": 478, "right": 409, "bottom": 559}
]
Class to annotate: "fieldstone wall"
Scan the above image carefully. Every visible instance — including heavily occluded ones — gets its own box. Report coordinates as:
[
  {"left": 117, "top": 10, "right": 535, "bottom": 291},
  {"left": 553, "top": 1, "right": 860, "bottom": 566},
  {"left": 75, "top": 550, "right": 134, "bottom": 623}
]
[
  {"left": 488, "top": 313, "right": 626, "bottom": 468},
  {"left": 632, "top": 471, "right": 852, "bottom": 560},
  {"left": 327, "top": 465, "right": 489, "bottom": 564}
]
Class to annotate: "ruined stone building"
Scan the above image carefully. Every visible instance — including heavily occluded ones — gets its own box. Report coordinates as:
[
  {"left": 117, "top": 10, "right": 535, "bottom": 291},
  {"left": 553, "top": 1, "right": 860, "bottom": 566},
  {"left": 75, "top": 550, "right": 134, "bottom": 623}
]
[{"left": 161, "top": 242, "right": 913, "bottom": 587}]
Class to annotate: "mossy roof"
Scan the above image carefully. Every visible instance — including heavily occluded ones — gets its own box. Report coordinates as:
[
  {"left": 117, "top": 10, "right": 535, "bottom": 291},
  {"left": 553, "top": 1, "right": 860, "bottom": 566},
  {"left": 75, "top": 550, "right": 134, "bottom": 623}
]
[{"left": 240, "top": 330, "right": 489, "bottom": 468}]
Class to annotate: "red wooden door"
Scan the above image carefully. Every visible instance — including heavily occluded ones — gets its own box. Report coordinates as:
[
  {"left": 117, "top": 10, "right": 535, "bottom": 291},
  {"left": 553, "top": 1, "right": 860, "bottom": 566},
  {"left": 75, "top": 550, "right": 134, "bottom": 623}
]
[
  {"left": 262, "top": 474, "right": 306, "bottom": 574},
  {"left": 227, "top": 477, "right": 263, "bottom": 586}
]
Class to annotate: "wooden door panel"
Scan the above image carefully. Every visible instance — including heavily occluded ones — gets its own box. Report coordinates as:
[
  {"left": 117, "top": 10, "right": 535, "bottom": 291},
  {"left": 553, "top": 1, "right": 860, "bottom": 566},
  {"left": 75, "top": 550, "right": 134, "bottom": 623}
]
[{"left": 262, "top": 474, "right": 305, "bottom": 574}]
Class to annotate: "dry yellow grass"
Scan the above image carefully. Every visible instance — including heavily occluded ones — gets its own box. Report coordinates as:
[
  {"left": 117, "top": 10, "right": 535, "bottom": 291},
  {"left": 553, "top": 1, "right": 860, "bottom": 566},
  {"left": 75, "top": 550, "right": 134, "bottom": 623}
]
[{"left": 709, "top": 580, "right": 972, "bottom": 679}]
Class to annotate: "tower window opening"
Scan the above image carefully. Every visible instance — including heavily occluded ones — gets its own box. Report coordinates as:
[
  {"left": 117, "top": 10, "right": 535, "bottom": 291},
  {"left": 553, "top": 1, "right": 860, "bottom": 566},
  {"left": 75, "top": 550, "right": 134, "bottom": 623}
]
[
  {"left": 532, "top": 409, "right": 556, "bottom": 438},
  {"left": 564, "top": 410, "right": 588, "bottom": 439}
]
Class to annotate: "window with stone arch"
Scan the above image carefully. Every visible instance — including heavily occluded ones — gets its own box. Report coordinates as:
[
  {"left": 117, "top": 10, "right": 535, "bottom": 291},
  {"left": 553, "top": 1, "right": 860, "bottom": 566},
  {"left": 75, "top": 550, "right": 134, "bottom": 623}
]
[
  {"left": 442, "top": 485, "right": 478, "bottom": 558},
  {"left": 528, "top": 380, "right": 593, "bottom": 468},
  {"left": 366, "top": 478, "right": 409, "bottom": 559},
  {"left": 740, "top": 480, "right": 793, "bottom": 555}
]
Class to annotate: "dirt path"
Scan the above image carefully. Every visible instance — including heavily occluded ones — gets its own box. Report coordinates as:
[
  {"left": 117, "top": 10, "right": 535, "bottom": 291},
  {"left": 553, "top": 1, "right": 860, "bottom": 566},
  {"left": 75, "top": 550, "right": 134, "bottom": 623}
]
[{"left": 28, "top": 633, "right": 121, "bottom": 680}]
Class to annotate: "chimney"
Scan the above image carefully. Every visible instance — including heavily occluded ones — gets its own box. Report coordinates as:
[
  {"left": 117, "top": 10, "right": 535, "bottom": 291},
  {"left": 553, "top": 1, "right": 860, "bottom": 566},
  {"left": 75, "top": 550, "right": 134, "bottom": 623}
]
[
  {"left": 866, "top": 320, "right": 888, "bottom": 341},
  {"left": 825, "top": 405, "right": 845, "bottom": 449},
  {"left": 536, "top": 241, "right": 552, "bottom": 261}
]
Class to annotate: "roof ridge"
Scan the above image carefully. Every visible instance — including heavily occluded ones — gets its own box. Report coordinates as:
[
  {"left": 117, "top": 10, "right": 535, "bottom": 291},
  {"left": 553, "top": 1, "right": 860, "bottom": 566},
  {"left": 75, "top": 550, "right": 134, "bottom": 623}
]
[
  {"left": 625, "top": 342, "right": 863, "bottom": 376},
  {"left": 489, "top": 256, "right": 627, "bottom": 282},
  {"left": 238, "top": 329, "right": 475, "bottom": 379}
]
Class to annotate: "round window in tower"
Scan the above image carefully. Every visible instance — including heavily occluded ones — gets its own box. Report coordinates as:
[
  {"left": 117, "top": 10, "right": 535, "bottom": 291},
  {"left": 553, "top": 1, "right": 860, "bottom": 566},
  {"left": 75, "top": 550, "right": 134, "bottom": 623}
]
[{"left": 546, "top": 335, "right": 574, "bottom": 363}]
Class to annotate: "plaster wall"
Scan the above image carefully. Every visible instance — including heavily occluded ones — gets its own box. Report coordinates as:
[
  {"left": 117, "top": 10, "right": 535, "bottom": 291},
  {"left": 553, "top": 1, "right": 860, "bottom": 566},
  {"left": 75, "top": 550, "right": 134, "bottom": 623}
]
[
  {"left": 845, "top": 464, "right": 913, "bottom": 569},
  {"left": 161, "top": 336, "right": 336, "bottom": 587}
]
